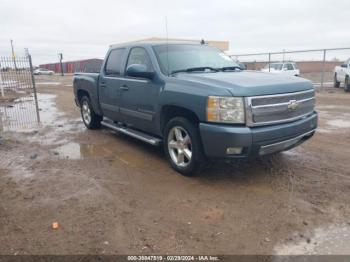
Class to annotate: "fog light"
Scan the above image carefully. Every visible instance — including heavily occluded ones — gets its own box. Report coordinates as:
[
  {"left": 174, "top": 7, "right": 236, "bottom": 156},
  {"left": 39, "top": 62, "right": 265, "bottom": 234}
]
[{"left": 226, "top": 147, "right": 243, "bottom": 155}]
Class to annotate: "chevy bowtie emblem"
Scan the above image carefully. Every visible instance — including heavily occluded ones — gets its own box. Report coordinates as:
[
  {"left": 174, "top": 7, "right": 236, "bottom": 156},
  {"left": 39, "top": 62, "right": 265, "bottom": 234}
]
[{"left": 287, "top": 100, "right": 299, "bottom": 110}]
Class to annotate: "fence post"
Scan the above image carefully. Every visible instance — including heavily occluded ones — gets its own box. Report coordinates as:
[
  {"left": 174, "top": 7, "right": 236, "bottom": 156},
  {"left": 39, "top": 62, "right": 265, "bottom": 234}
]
[
  {"left": 268, "top": 53, "right": 271, "bottom": 72},
  {"left": 321, "top": 49, "right": 326, "bottom": 90},
  {"left": 28, "top": 54, "right": 40, "bottom": 123}
]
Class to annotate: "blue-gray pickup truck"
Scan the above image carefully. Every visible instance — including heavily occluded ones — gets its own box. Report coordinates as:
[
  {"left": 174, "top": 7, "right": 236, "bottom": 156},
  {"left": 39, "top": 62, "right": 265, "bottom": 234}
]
[{"left": 73, "top": 41, "right": 317, "bottom": 175}]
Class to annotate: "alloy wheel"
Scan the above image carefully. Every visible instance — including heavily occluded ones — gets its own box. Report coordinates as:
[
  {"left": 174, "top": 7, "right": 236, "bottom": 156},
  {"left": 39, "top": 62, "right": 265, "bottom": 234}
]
[
  {"left": 81, "top": 100, "right": 91, "bottom": 125},
  {"left": 167, "top": 126, "right": 192, "bottom": 167}
]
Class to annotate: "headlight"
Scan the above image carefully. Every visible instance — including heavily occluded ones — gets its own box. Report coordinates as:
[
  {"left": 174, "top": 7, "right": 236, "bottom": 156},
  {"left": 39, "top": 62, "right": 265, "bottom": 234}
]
[{"left": 207, "top": 96, "right": 245, "bottom": 123}]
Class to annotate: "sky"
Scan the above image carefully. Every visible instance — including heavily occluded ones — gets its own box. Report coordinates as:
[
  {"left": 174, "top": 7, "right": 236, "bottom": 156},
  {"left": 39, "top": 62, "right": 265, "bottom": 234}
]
[{"left": 1, "top": 0, "right": 349, "bottom": 65}]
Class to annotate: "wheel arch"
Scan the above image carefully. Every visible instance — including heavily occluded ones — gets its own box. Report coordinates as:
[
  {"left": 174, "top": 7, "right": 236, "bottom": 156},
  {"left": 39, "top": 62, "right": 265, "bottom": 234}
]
[
  {"left": 160, "top": 105, "right": 200, "bottom": 135},
  {"left": 77, "top": 89, "right": 90, "bottom": 104},
  {"left": 75, "top": 87, "right": 103, "bottom": 116}
]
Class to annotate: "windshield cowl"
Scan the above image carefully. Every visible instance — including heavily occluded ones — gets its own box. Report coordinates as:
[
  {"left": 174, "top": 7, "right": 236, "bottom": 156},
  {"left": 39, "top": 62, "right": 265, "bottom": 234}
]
[{"left": 171, "top": 66, "right": 241, "bottom": 75}]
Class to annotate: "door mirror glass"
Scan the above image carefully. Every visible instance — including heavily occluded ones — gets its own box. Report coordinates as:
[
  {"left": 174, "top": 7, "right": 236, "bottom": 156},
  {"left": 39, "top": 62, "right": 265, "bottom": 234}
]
[{"left": 126, "top": 64, "right": 155, "bottom": 79}]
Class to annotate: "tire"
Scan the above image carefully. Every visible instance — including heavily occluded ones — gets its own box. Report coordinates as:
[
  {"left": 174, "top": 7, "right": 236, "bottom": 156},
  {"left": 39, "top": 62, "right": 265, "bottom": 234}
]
[
  {"left": 80, "top": 95, "right": 102, "bottom": 129},
  {"left": 334, "top": 74, "right": 340, "bottom": 88},
  {"left": 163, "top": 117, "right": 206, "bottom": 176},
  {"left": 345, "top": 76, "right": 350, "bottom": 92}
]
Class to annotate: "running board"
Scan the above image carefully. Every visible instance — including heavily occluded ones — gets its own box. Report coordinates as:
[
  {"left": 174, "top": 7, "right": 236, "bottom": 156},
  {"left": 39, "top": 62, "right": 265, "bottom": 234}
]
[{"left": 101, "top": 120, "right": 162, "bottom": 146}]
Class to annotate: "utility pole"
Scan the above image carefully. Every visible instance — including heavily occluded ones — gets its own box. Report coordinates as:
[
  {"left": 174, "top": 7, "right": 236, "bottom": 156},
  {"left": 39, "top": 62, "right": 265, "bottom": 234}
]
[
  {"left": 10, "top": 39, "right": 18, "bottom": 71},
  {"left": 58, "top": 53, "right": 64, "bottom": 76}
]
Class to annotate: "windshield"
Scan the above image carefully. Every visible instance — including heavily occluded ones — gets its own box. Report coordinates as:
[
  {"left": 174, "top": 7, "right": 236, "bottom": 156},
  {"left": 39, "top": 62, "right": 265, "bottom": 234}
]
[
  {"left": 153, "top": 44, "right": 239, "bottom": 75},
  {"left": 264, "top": 63, "right": 283, "bottom": 70}
]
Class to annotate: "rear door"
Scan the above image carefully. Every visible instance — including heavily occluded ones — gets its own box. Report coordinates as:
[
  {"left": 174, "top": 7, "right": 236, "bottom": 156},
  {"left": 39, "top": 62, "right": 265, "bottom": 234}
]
[
  {"left": 119, "top": 47, "right": 159, "bottom": 132},
  {"left": 99, "top": 48, "right": 126, "bottom": 121}
]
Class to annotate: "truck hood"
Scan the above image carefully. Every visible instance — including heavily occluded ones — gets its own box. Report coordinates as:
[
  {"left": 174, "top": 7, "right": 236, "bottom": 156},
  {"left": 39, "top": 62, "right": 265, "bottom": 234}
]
[{"left": 174, "top": 71, "right": 313, "bottom": 96}]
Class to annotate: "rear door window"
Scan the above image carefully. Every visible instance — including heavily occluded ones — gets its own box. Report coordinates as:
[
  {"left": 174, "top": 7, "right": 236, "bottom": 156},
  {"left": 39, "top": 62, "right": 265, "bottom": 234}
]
[{"left": 105, "top": 48, "right": 125, "bottom": 75}]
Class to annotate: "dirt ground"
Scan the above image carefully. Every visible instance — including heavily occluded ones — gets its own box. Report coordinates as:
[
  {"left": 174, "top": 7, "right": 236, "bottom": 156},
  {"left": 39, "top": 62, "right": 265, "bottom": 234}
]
[{"left": 0, "top": 75, "right": 350, "bottom": 255}]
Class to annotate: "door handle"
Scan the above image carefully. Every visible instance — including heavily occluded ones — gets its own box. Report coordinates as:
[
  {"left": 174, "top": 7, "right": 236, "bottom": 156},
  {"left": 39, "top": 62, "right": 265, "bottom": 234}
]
[
  {"left": 120, "top": 85, "right": 129, "bottom": 91},
  {"left": 100, "top": 82, "right": 106, "bottom": 88}
]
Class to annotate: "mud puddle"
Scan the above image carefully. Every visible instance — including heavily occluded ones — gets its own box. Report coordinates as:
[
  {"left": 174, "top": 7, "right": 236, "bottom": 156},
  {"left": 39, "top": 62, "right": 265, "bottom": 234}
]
[
  {"left": 317, "top": 109, "right": 350, "bottom": 132},
  {"left": 326, "top": 119, "right": 350, "bottom": 128},
  {"left": 317, "top": 105, "right": 350, "bottom": 110},
  {"left": 274, "top": 224, "right": 350, "bottom": 255},
  {"left": 52, "top": 142, "right": 114, "bottom": 160},
  {"left": 0, "top": 93, "right": 65, "bottom": 131},
  {"left": 36, "top": 82, "right": 61, "bottom": 85},
  {"left": 1, "top": 93, "right": 83, "bottom": 144},
  {"left": 50, "top": 137, "right": 168, "bottom": 173}
]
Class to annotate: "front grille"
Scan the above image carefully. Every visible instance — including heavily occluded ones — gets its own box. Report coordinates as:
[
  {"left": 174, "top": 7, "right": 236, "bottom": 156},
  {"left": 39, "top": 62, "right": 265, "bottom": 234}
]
[{"left": 246, "top": 89, "right": 315, "bottom": 127}]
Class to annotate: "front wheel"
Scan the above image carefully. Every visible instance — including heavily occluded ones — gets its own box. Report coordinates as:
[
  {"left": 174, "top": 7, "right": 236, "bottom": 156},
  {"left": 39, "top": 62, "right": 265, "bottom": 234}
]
[
  {"left": 334, "top": 74, "right": 340, "bottom": 88},
  {"left": 163, "top": 117, "right": 206, "bottom": 176},
  {"left": 80, "top": 96, "right": 102, "bottom": 129},
  {"left": 345, "top": 76, "right": 350, "bottom": 92}
]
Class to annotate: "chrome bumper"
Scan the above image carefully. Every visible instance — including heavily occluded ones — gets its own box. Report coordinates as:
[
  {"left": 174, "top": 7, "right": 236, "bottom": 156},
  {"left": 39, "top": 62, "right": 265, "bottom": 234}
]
[{"left": 259, "top": 129, "right": 316, "bottom": 156}]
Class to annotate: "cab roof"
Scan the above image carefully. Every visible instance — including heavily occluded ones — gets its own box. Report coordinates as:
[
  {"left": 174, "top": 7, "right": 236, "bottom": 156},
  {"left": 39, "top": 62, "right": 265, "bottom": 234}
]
[{"left": 110, "top": 40, "right": 204, "bottom": 49}]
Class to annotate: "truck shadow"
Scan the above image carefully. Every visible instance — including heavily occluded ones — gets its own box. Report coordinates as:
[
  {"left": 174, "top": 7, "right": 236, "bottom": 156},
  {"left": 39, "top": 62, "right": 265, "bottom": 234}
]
[{"left": 104, "top": 128, "right": 295, "bottom": 184}]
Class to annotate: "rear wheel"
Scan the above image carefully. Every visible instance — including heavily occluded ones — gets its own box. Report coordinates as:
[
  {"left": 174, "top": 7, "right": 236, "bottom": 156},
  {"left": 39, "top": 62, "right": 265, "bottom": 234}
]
[
  {"left": 80, "top": 96, "right": 102, "bottom": 129},
  {"left": 163, "top": 117, "right": 205, "bottom": 176},
  {"left": 345, "top": 76, "right": 350, "bottom": 92},
  {"left": 334, "top": 74, "right": 340, "bottom": 88}
]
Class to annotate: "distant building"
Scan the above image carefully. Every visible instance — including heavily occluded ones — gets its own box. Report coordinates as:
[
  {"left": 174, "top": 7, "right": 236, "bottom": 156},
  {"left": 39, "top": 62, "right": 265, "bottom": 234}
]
[
  {"left": 119, "top": 37, "right": 230, "bottom": 51},
  {"left": 39, "top": 58, "right": 103, "bottom": 74},
  {"left": 40, "top": 38, "right": 229, "bottom": 73}
]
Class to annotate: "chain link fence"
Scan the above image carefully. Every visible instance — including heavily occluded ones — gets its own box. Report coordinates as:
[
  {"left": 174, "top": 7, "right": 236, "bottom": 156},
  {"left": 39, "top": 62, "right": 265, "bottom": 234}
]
[
  {"left": 231, "top": 47, "right": 350, "bottom": 90},
  {"left": 0, "top": 55, "right": 40, "bottom": 132}
]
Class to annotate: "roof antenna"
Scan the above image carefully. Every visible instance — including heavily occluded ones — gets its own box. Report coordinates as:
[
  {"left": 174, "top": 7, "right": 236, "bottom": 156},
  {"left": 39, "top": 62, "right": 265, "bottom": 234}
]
[{"left": 165, "top": 16, "right": 170, "bottom": 76}]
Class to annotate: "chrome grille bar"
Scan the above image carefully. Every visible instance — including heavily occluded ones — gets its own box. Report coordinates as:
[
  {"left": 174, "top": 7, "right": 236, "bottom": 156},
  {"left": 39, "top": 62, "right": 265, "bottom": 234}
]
[{"left": 245, "top": 89, "right": 315, "bottom": 127}]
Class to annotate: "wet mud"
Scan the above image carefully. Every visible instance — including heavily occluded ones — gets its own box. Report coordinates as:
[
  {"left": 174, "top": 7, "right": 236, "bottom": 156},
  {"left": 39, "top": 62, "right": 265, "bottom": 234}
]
[{"left": 0, "top": 75, "right": 350, "bottom": 255}]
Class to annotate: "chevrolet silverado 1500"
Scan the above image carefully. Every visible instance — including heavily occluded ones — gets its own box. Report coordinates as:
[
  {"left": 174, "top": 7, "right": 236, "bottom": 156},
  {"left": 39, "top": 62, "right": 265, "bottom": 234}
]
[{"left": 73, "top": 41, "right": 317, "bottom": 175}]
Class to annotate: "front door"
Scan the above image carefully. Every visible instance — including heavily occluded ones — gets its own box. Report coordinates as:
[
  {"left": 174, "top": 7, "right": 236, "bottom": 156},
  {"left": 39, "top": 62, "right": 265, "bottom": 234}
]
[
  {"left": 120, "top": 47, "right": 159, "bottom": 133},
  {"left": 99, "top": 48, "right": 126, "bottom": 121}
]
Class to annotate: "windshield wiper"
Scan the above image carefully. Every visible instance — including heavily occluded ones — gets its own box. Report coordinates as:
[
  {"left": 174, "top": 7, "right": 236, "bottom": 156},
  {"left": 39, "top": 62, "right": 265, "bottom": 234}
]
[
  {"left": 218, "top": 66, "right": 242, "bottom": 71},
  {"left": 171, "top": 67, "right": 219, "bottom": 75}
]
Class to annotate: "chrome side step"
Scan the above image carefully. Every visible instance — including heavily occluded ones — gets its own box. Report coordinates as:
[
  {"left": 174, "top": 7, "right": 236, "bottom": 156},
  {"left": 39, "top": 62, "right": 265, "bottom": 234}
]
[{"left": 101, "top": 119, "right": 162, "bottom": 146}]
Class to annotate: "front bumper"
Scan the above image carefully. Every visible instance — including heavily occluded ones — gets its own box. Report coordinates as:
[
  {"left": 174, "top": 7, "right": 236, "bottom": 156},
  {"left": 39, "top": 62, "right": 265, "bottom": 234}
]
[{"left": 199, "top": 112, "right": 317, "bottom": 158}]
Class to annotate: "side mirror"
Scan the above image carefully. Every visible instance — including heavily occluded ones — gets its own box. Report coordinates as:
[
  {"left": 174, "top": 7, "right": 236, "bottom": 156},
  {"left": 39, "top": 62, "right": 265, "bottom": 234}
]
[
  {"left": 341, "top": 64, "right": 347, "bottom": 68},
  {"left": 126, "top": 64, "right": 155, "bottom": 79}
]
